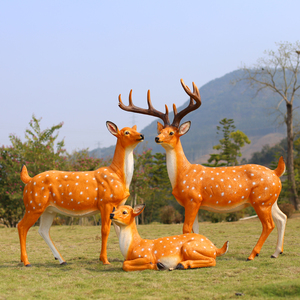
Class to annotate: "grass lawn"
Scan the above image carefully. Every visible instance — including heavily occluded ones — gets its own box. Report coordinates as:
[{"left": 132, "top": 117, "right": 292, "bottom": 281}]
[{"left": 1, "top": 213, "right": 300, "bottom": 300}]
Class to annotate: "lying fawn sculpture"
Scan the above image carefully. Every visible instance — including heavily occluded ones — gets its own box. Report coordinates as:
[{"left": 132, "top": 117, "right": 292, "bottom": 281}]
[
  {"left": 118, "top": 79, "right": 287, "bottom": 261},
  {"left": 110, "top": 204, "right": 228, "bottom": 271},
  {"left": 18, "top": 121, "right": 144, "bottom": 266}
]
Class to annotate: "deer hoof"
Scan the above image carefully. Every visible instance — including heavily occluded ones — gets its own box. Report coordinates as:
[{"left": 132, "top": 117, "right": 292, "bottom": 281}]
[
  {"left": 157, "top": 262, "right": 167, "bottom": 270},
  {"left": 175, "top": 263, "right": 185, "bottom": 270},
  {"left": 271, "top": 255, "right": 276, "bottom": 258},
  {"left": 256, "top": 253, "right": 259, "bottom": 257},
  {"left": 25, "top": 264, "right": 32, "bottom": 267},
  {"left": 60, "top": 261, "right": 67, "bottom": 265}
]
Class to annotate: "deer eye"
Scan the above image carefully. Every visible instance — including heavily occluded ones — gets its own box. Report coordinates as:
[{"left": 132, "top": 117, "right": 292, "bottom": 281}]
[
  {"left": 169, "top": 132, "right": 174, "bottom": 136},
  {"left": 122, "top": 211, "right": 128, "bottom": 215},
  {"left": 124, "top": 131, "right": 130, "bottom": 135}
]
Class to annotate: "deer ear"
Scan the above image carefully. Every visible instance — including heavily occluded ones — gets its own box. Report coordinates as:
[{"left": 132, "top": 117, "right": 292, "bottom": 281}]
[
  {"left": 133, "top": 204, "right": 146, "bottom": 216},
  {"left": 179, "top": 121, "right": 191, "bottom": 136},
  {"left": 106, "top": 121, "right": 119, "bottom": 136},
  {"left": 132, "top": 125, "right": 137, "bottom": 130},
  {"left": 157, "top": 122, "right": 164, "bottom": 134}
]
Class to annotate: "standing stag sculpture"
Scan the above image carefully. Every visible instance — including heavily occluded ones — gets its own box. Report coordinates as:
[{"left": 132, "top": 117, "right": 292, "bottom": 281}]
[
  {"left": 18, "top": 121, "right": 144, "bottom": 266},
  {"left": 118, "top": 79, "right": 287, "bottom": 261},
  {"left": 110, "top": 204, "right": 228, "bottom": 271}
]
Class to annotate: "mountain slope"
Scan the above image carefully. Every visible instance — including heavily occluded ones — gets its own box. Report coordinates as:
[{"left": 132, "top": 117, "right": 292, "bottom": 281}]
[{"left": 90, "top": 70, "right": 287, "bottom": 162}]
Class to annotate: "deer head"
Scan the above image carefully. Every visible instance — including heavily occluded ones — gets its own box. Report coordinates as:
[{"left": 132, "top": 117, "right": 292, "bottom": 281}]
[{"left": 118, "top": 79, "right": 201, "bottom": 149}]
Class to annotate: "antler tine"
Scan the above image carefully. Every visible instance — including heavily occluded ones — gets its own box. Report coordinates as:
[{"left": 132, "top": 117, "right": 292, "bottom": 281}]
[
  {"left": 118, "top": 89, "right": 171, "bottom": 126},
  {"left": 171, "top": 79, "right": 201, "bottom": 127}
]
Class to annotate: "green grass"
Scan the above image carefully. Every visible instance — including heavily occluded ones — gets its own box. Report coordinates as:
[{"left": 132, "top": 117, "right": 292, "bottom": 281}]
[{"left": 1, "top": 214, "right": 300, "bottom": 300}]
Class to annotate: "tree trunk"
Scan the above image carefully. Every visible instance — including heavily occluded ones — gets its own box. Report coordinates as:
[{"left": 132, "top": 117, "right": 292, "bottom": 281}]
[{"left": 286, "top": 103, "right": 300, "bottom": 210}]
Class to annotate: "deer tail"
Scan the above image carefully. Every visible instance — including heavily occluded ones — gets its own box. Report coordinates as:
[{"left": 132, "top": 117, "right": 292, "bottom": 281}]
[
  {"left": 274, "top": 156, "right": 286, "bottom": 177},
  {"left": 20, "top": 165, "right": 32, "bottom": 184},
  {"left": 216, "top": 241, "right": 229, "bottom": 257}
]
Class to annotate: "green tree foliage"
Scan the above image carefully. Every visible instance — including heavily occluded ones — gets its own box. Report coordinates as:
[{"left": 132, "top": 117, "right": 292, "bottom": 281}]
[
  {"left": 205, "top": 118, "right": 251, "bottom": 167},
  {"left": 129, "top": 148, "right": 180, "bottom": 224},
  {"left": 0, "top": 115, "right": 67, "bottom": 227}
]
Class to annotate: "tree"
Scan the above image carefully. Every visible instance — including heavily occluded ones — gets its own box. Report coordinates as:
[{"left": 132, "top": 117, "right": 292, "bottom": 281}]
[
  {"left": 205, "top": 118, "right": 251, "bottom": 167},
  {"left": 0, "top": 115, "right": 66, "bottom": 226},
  {"left": 239, "top": 41, "right": 300, "bottom": 210}
]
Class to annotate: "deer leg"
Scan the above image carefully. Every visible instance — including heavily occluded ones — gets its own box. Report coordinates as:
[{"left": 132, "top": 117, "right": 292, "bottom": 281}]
[
  {"left": 183, "top": 203, "right": 200, "bottom": 234},
  {"left": 17, "top": 211, "right": 41, "bottom": 266},
  {"left": 123, "top": 258, "right": 157, "bottom": 271},
  {"left": 192, "top": 211, "right": 199, "bottom": 234},
  {"left": 247, "top": 206, "right": 275, "bottom": 260},
  {"left": 99, "top": 205, "right": 113, "bottom": 265},
  {"left": 178, "top": 242, "right": 216, "bottom": 269},
  {"left": 38, "top": 211, "right": 66, "bottom": 264},
  {"left": 271, "top": 200, "right": 287, "bottom": 258}
]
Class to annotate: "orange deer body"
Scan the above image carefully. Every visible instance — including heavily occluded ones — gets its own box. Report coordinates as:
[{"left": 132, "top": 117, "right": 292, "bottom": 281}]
[
  {"left": 18, "top": 122, "right": 144, "bottom": 266},
  {"left": 110, "top": 204, "right": 228, "bottom": 271},
  {"left": 118, "top": 79, "right": 287, "bottom": 261}
]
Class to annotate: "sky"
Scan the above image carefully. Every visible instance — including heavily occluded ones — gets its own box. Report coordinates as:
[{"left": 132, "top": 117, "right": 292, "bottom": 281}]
[{"left": 1, "top": 0, "right": 299, "bottom": 153}]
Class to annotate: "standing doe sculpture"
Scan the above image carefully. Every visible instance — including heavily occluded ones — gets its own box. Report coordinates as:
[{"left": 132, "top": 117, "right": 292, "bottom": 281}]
[
  {"left": 110, "top": 204, "right": 228, "bottom": 271},
  {"left": 18, "top": 121, "right": 144, "bottom": 266},
  {"left": 118, "top": 79, "right": 287, "bottom": 261}
]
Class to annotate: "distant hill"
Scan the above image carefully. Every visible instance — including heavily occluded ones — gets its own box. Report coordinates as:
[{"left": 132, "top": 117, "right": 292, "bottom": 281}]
[{"left": 90, "top": 70, "right": 287, "bottom": 163}]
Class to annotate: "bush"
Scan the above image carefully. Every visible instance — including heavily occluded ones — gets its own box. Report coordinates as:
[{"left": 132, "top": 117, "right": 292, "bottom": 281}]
[
  {"left": 279, "top": 203, "right": 295, "bottom": 218},
  {"left": 160, "top": 205, "right": 182, "bottom": 224}
]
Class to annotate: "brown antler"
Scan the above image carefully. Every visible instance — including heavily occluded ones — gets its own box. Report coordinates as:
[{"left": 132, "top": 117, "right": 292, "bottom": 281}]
[
  {"left": 118, "top": 89, "right": 171, "bottom": 126},
  {"left": 171, "top": 79, "right": 201, "bottom": 127}
]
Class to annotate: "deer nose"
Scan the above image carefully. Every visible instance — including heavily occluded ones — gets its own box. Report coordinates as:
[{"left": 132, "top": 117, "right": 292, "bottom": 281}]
[
  {"left": 110, "top": 213, "right": 115, "bottom": 220},
  {"left": 140, "top": 134, "right": 144, "bottom": 140},
  {"left": 155, "top": 137, "right": 160, "bottom": 143}
]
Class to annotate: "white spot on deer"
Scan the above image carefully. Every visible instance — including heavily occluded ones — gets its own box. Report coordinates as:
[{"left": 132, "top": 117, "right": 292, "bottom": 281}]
[
  {"left": 228, "top": 200, "right": 231, "bottom": 203},
  {"left": 110, "top": 194, "right": 113, "bottom": 198},
  {"left": 221, "top": 192, "right": 224, "bottom": 196},
  {"left": 193, "top": 169, "right": 196, "bottom": 172},
  {"left": 78, "top": 202, "right": 80, "bottom": 204},
  {"left": 216, "top": 201, "right": 218, "bottom": 204},
  {"left": 262, "top": 203, "right": 264, "bottom": 205},
  {"left": 80, "top": 192, "right": 83, "bottom": 195},
  {"left": 86, "top": 187, "right": 88, "bottom": 189},
  {"left": 233, "top": 170, "right": 236, "bottom": 172},
  {"left": 239, "top": 184, "right": 242, "bottom": 187},
  {"left": 200, "top": 177, "right": 203, "bottom": 180},
  {"left": 65, "top": 175, "right": 68, "bottom": 178},
  {"left": 71, "top": 199, "right": 73, "bottom": 201},
  {"left": 253, "top": 182, "right": 256, "bottom": 185},
  {"left": 265, "top": 187, "right": 268, "bottom": 190},
  {"left": 95, "top": 188, "right": 98, "bottom": 191},
  {"left": 69, "top": 192, "right": 72, "bottom": 195},
  {"left": 76, "top": 183, "right": 78, "bottom": 185},
  {"left": 35, "top": 193, "right": 38, "bottom": 196},
  {"left": 76, "top": 176, "right": 79, "bottom": 179},
  {"left": 211, "top": 178, "right": 214, "bottom": 180}
]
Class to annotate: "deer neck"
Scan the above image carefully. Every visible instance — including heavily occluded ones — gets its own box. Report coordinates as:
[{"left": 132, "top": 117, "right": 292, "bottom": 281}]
[
  {"left": 110, "top": 140, "right": 135, "bottom": 189},
  {"left": 163, "top": 140, "right": 191, "bottom": 189},
  {"left": 118, "top": 222, "right": 141, "bottom": 259}
]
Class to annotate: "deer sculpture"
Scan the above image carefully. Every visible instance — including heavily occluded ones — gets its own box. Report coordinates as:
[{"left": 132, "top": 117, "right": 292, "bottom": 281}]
[
  {"left": 110, "top": 204, "right": 228, "bottom": 271},
  {"left": 18, "top": 121, "right": 144, "bottom": 267},
  {"left": 118, "top": 79, "right": 287, "bottom": 261}
]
